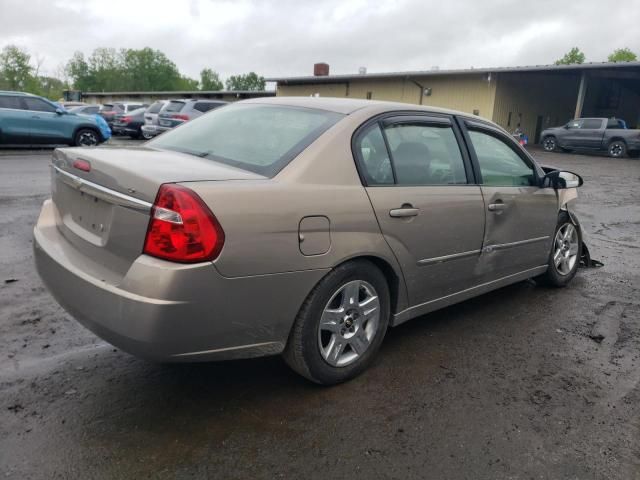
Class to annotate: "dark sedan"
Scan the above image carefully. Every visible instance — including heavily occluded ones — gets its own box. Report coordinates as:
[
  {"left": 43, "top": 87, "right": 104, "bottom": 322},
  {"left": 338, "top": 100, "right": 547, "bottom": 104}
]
[{"left": 111, "top": 107, "right": 147, "bottom": 139}]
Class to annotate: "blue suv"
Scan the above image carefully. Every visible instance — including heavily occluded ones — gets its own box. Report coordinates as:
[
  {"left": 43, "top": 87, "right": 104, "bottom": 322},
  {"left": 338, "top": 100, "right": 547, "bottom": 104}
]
[{"left": 0, "top": 91, "right": 110, "bottom": 147}]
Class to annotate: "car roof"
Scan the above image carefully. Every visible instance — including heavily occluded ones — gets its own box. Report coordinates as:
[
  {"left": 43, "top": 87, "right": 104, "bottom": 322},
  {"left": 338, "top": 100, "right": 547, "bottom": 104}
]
[
  {"left": 238, "top": 96, "right": 468, "bottom": 116},
  {"left": 0, "top": 90, "right": 37, "bottom": 97}
]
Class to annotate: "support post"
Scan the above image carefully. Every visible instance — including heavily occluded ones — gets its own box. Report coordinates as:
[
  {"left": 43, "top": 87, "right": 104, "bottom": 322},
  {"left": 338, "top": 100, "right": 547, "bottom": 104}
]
[{"left": 574, "top": 72, "right": 587, "bottom": 119}]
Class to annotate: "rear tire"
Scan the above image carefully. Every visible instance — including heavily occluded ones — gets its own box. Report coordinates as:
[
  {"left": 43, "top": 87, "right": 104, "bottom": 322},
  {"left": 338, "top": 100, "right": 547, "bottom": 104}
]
[
  {"left": 536, "top": 211, "right": 581, "bottom": 288},
  {"left": 542, "top": 136, "right": 557, "bottom": 152},
  {"left": 283, "top": 260, "right": 390, "bottom": 385},
  {"left": 608, "top": 140, "right": 626, "bottom": 158},
  {"left": 74, "top": 128, "right": 99, "bottom": 147}
]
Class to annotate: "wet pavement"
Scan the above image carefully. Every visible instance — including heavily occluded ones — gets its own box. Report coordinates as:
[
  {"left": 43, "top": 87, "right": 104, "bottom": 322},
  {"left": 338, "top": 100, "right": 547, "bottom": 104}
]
[{"left": 1, "top": 145, "right": 639, "bottom": 479}]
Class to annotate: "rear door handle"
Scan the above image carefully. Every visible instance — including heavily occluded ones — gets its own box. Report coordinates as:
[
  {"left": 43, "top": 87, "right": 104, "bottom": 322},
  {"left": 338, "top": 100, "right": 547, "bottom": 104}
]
[
  {"left": 488, "top": 203, "right": 507, "bottom": 212},
  {"left": 390, "top": 205, "right": 419, "bottom": 218}
]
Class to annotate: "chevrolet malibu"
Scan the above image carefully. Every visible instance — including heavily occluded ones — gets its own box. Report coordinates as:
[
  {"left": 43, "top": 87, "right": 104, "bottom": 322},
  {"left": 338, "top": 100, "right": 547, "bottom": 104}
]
[{"left": 34, "top": 97, "right": 584, "bottom": 385}]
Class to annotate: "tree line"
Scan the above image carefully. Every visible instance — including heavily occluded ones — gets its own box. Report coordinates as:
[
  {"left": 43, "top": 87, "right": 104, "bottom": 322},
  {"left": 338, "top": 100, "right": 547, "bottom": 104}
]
[
  {"left": 556, "top": 47, "right": 637, "bottom": 65},
  {"left": 0, "top": 45, "right": 266, "bottom": 100}
]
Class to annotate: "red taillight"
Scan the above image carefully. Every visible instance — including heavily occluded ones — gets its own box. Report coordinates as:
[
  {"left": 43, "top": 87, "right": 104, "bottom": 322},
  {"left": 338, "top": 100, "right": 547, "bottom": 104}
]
[
  {"left": 143, "top": 184, "right": 225, "bottom": 263},
  {"left": 72, "top": 159, "right": 91, "bottom": 172},
  {"left": 171, "top": 114, "right": 189, "bottom": 121},
  {"left": 122, "top": 116, "right": 132, "bottom": 123}
]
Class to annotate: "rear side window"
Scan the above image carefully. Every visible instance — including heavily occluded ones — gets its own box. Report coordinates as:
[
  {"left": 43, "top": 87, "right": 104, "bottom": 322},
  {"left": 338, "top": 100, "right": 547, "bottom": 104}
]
[
  {"left": 165, "top": 101, "right": 185, "bottom": 113},
  {"left": 0, "top": 96, "right": 22, "bottom": 109},
  {"left": 357, "top": 125, "right": 393, "bottom": 185},
  {"left": 606, "top": 119, "right": 624, "bottom": 129},
  {"left": 581, "top": 119, "right": 602, "bottom": 129},
  {"left": 24, "top": 97, "right": 57, "bottom": 113},
  {"left": 468, "top": 129, "right": 535, "bottom": 187},
  {"left": 150, "top": 104, "right": 343, "bottom": 177},
  {"left": 193, "top": 102, "right": 220, "bottom": 113},
  {"left": 383, "top": 123, "right": 468, "bottom": 185}
]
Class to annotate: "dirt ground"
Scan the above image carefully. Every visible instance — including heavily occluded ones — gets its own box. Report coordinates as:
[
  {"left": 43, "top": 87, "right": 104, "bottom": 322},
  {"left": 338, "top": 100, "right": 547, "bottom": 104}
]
[{"left": 1, "top": 145, "right": 639, "bottom": 479}]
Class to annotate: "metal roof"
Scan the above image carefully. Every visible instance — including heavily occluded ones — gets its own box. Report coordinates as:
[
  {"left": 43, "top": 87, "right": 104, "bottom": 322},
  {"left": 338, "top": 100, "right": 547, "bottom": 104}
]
[
  {"left": 267, "top": 61, "right": 640, "bottom": 84},
  {"left": 83, "top": 90, "right": 276, "bottom": 96}
]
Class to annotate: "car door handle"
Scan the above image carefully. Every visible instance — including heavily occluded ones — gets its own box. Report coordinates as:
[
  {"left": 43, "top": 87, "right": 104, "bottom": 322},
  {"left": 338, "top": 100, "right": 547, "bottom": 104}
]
[
  {"left": 488, "top": 203, "right": 506, "bottom": 212},
  {"left": 390, "top": 205, "right": 419, "bottom": 218}
]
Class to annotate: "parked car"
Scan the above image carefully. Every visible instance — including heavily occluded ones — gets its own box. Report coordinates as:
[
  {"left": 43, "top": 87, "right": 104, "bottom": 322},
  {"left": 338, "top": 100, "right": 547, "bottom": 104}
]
[
  {"left": 68, "top": 104, "right": 102, "bottom": 116},
  {"left": 156, "top": 99, "right": 227, "bottom": 133},
  {"left": 60, "top": 101, "right": 87, "bottom": 109},
  {"left": 111, "top": 107, "right": 147, "bottom": 139},
  {"left": 0, "top": 91, "right": 110, "bottom": 146},
  {"left": 100, "top": 102, "right": 146, "bottom": 129},
  {"left": 541, "top": 117, "right": 640, "bottom": 158},
  {"left": 34, "top": 97, "right": 585, "bottom": 385},
  {"left": 140, "top": 100, "right": 169, "bottom": 139}
]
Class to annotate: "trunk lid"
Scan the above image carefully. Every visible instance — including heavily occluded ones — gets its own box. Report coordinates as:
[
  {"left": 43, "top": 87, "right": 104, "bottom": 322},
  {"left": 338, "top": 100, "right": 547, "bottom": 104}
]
[{"left": 50, "top": 146, "right": 265, "bottom": 278}]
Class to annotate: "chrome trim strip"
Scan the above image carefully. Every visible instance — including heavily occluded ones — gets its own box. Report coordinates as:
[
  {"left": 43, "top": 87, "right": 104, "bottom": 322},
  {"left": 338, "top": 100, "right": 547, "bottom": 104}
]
[
  {"left": 171, "top": 341, "right": 282, "bottom": 357},
  {"left": 53, "top": 165, "right": 152, "bottom": 213},
  {"left": 417, "top": 249, "right": 481, "bottom": 266},
  {"left": 393, "top": 265, "right": 548, "bottom": 324},
  {"left": 483, "top": 236, "right": 549, "bottom": 253}
]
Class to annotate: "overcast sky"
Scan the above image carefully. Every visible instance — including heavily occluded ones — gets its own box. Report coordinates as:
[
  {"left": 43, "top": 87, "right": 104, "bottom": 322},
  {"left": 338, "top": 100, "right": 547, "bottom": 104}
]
[{"left": 1, "top": 0, "right": 639, "bottom": 82}]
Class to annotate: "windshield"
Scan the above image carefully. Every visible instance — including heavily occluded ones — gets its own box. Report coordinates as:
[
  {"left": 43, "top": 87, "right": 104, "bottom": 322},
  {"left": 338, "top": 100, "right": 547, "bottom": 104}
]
[{"left": 149, "top": 103, "right": 344, "bottom": 177}]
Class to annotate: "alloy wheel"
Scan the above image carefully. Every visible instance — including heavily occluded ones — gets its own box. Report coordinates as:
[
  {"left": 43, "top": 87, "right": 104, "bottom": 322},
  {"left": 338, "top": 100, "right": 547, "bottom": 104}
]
[
  {"left": 78, "top": 131, "right": 98, "bottom": 146},
  {"left": 553, "top": 223, "right": 579, "bottom": 275},
  {"left": 609, "top": 143, "right": 623, "bottom": 157},
  {"left": 318, "top": 280, "right": 380, "bottom": 367},
  {"left": 543, "top": 137, "right": 556, "bottom": 151}
]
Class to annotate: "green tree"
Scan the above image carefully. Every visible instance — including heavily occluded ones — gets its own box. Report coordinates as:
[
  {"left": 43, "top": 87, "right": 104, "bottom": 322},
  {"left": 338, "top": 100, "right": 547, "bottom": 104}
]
[
  {"left": 608, "top": 47, "right": 637, "bottom": 62},
  {"left": 120, "top": 47, "right": 184, "bottom": 91},
  {"left": 200, "top": 68, "right": 223, "bottom": 90},
  {"left": 0, "top": 45, "right": 34, "bottom": 90},
  {"left": 225, "top": 72, "right": 265, "bottom": 91},
  {"left": 65, "top": 51, "right": 93, "bottom": 91},
  {"left": 177, "top": 75, "right": 199, "bottom": 90},
  {"left": 555, "top": 47, "right": 585, "bottom": 65}
]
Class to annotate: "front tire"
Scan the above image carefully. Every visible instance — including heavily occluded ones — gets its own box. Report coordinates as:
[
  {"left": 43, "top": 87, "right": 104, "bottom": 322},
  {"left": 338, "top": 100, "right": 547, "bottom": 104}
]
[
  {"left": 74, "top": 128, "right": 99, "bottom": 147},
  {"left": 608, "top": 140, "right": 626, "bottom": 158},
  {"left": 283, "top": 260, "right": 390, "bottom": 385},
  {"left": 542, "top": 136, "right": 557, "bottom": 152},
  {"left": 537, "top": 212, "right": 581, "bottom": 287}
]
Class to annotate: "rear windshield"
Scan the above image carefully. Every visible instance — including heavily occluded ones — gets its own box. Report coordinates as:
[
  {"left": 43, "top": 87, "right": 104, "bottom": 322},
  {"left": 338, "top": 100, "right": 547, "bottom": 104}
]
[
  {"left": 147, "top": 102, "right": 164, "bottom": 114},
  {"left": 165, "top": 101, "right": 185, "bottom": 113},
  {"left": 149, "top": 104, "right": 344, "bottom": 177}
]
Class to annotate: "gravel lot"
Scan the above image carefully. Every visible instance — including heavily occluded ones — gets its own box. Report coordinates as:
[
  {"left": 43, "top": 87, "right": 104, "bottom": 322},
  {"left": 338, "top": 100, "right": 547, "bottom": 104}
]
[{"left": 1, "top": 144, "right": 639, "bottom": 479}]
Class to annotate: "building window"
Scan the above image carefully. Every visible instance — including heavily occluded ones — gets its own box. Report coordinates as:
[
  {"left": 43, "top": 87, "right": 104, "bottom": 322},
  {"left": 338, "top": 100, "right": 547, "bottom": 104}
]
[{"left": 366, "top": 91, "right": 372, "bottom": 100}]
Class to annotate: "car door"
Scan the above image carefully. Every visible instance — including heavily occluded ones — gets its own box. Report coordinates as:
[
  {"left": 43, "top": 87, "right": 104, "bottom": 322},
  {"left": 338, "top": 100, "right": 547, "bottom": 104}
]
[
  {"left": 355, "top": 114, "right": 486, "bottom": 307},
  {"left": 561, "top": 119, "right": 583, "bottom": 148},
  {"left": 0, "top": 95, "right": 31, "bottom": 144},
  {"left": 462, "top": 120, "right": 558, "bottom": 280},
  {"left": 575, "top": 118, "right": 605, "bottom": 149},
  {"left": 22, "top": 97, "right": 68, "bottom": 144}
]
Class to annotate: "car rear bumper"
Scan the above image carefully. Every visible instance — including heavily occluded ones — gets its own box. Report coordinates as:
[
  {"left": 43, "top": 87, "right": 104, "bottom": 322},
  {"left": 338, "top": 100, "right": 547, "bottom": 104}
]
[
  {"left": 112, "top": 126, "right": 139, "bottom": 136},
  {"left": 34, "top": 199, "right": 327, "bottom": 362},
  {"left": 141, "top": 125, "right": 160, "bottom": 137}
]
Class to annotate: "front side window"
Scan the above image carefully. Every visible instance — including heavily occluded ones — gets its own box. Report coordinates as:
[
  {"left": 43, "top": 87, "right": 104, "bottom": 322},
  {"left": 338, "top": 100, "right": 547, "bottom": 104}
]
[
  {"left": 384, "top": 123, "right": 467, "bottom": 185},
  {"left": 581, "top": 119, "right": 602, "bottom": 129},
  {"left": 0, "top": 96, "right": 22, "bottom": 109},
  {"left": 150, "top": 104, "right": 344, "bottom": 177},
  {"left": 24, "top": 97, "right": 57, "bottom": 113},
  {"left": 566, "top": 120, "right": 581, "bottom": 129},
  {"left": 468, "top": 129, "right": 535, "bottom": 187}
]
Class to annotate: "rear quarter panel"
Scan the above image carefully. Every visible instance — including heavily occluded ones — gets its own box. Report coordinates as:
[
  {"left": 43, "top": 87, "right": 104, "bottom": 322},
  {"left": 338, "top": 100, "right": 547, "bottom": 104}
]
[{"left": 185, "top": 105, "right": 409, "bottom": 309}]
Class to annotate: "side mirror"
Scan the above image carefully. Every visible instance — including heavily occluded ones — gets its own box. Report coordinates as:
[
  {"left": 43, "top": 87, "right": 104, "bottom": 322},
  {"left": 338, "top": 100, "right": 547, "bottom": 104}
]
[
  {"left": 543, "top": 170, "right": 583, "bottom": 189},
  {"left": 55, "top": 108, "right": 65, "bottom": 115}
]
